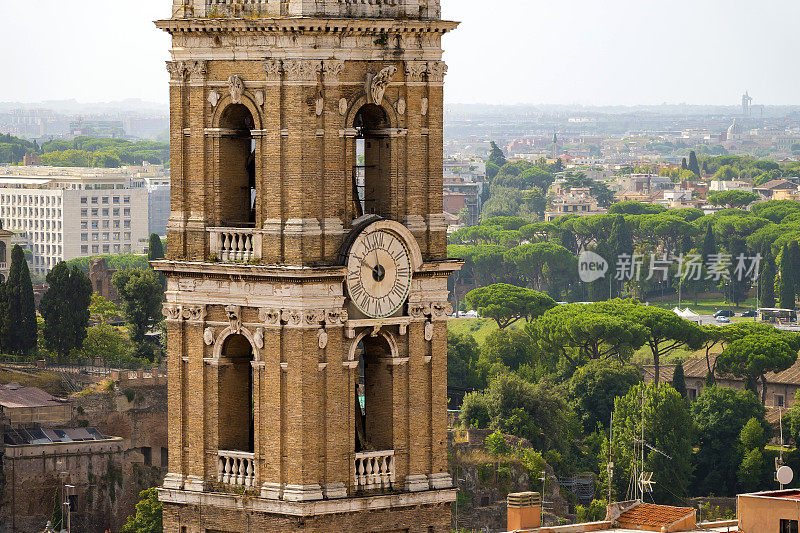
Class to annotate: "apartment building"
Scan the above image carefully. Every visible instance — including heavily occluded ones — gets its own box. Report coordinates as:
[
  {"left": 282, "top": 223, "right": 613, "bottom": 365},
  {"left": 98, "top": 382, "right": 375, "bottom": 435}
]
[{"left": 0, "top": 166, "right": 157, "bottom": 274}]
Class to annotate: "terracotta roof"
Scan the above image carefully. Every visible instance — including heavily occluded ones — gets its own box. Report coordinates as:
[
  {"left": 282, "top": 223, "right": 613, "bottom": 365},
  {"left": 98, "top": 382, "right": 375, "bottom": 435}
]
[
  {"left": 0, "top": 383, "right": 66, "bottom": 408},
  {"left": 617, "top": 503, "right": 694, "bottom": 527},
  {"left": 755, "top": 179, "right": 795, "bottom": 190},
  {"left": 645, "top": 354, "right": 800, "bottom": 387}
]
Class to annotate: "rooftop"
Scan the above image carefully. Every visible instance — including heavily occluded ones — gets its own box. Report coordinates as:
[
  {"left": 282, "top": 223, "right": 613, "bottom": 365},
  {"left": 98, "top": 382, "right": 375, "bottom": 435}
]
[
  {"left": 0, "top": 383, "right": 67, "bottom": 409},
  {"left": 617, "top": 502, "right": 694, "bottom": 528}
]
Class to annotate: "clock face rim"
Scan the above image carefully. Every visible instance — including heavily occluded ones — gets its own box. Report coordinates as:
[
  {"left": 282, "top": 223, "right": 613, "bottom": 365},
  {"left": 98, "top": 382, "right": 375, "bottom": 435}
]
[{"left": 346, "top": 226, "right": 413, "bottom": 319}]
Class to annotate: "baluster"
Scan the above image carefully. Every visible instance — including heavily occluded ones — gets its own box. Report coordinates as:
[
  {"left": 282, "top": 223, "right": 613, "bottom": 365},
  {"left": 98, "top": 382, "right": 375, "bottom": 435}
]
[
  {"left": 224, "top": 456, "right": 232, "bottom": 484},
  {"left": 388, "top": 454, "right": 395, "bottom": 483},
  {"left": 247, "top": 458, "right": 254, "bottom": 486},
  {"left": 245, "top": 233, "right": 253, "bottom": 261},
  {"left": 236, "top": 233, "right": 245, "bottom": 261},
  {"left": 222, "top": 233, "right": 231, "bottom": 262},
  {"left": 218, "top": 456, "right": 224, "bottom": 482},
  {"left": 358, "top": 458, "right": 366, "bottom": 488},
  {"left": 380, "top": 456, "right": 388, "bottom": 487},
  {"left": 236, "top": 457, "right": 243, "bottom": 485}
]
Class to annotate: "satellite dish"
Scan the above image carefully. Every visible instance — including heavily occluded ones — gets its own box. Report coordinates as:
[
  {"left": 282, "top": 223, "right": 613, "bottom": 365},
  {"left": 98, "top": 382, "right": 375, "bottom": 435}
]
[{"left": 778, "top": 466, "right": 794, "bottom": 486}]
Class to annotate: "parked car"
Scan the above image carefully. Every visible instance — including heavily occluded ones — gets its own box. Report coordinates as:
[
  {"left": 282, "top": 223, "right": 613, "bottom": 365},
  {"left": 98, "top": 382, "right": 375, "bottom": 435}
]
[
  {"left": 741, "top": 310, "right": 757, "bottom": 318},
  {"left": 716, "top": 316, "right": 731, "bottom": 323},
  {"left": 713, "top": 309, "right": 735, "bottom": 318}
]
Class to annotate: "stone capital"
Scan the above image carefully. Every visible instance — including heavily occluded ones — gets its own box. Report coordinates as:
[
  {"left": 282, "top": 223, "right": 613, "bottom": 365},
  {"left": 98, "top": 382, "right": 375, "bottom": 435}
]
[{"left": 283, "top": 59, "right": 322, "bottom": 83}]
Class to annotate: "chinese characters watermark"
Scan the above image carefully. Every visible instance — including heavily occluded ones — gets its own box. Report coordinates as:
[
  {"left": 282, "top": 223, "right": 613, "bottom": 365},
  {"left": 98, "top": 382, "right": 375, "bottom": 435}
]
[{"left": 579, "top": 252, "right": 762, "bottom": 283}]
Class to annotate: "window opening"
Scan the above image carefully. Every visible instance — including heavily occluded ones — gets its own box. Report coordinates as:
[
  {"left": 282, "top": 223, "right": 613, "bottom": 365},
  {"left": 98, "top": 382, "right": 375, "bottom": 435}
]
[
  {"left": 218, "top": 334, "right": 255, "bottom": 453},
  {"left": 354, "top": 335, "right": 394, "bottom": 452},
  {"left": 352, "top": 105, "right": 391, "bottom": 220},
  {"left": 219, "top": 104, "right": 256, "bottom": 227}
]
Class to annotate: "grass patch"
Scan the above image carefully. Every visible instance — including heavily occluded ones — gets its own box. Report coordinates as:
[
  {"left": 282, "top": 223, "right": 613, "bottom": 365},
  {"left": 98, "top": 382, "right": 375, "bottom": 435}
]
[
  {"left": 0, "top": 368, "right": 67, "bottom": 396},
  {"left": 447, "top": 317, "right": 525, "bottom": 344}
]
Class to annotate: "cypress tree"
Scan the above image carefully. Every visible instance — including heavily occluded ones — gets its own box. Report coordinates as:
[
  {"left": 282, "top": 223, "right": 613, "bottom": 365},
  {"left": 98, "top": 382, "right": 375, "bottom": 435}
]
[
  {"left": 672, "top": 362, "right": 688, "bottom": 399},
  {"left": 147, "top": 233, "right": 165, "bottom": 261},
  {"left": 779, "top": 244, "right": 796, "bottom": 310},
  {"left": 791, "top": 241, "right": 800, "bottom": 294},
  {"left": 40, "top": 263, "right": 92, "bottom": 362},
  {"left": 4, "top": 245, "right": 37, "bottom": 356},
  {"left": 681, "top": 158, "right": 688, "bottom": 170},
  {"left": 688, "top": 151, "right": 701, "bottom": 177},
  {"left": 760, "top": 247, "right": 776, "bottom": 309},
  {"left": 0, "top": 280, "right": 6, "bottom": 353},
  {"left": 607, "top": 216, "right": 634, "bottom": 297},
  {"left": 701, "top": 224, "right": 716, "bottom": 264}
]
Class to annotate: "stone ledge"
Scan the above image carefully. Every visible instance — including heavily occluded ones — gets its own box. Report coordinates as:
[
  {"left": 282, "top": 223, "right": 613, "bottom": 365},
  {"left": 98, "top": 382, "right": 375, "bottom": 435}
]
[{"left": 158, "top": 487, "right": 456, "bottom": 517}]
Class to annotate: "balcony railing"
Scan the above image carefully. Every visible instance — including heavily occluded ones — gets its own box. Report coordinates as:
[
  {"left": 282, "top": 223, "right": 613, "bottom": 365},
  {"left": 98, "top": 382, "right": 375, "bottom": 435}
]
[
  {"left": 217, "top": 450, "right": 256, "bottom": 487},
  {"left": 353, "top": 450, "right": 395, "bottom": 491},
  {"left": 209, "top": 227, "right": 261, "bottom": 262}
]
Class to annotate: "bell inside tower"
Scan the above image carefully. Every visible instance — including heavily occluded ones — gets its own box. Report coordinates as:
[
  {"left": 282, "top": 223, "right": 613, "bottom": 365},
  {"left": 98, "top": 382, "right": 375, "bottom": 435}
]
[
  {"left": 352, "top": 104, "right": 391, "bottom": 220},
  {"left": 219, "top": 104, "right": 256, "bottom": 227}
]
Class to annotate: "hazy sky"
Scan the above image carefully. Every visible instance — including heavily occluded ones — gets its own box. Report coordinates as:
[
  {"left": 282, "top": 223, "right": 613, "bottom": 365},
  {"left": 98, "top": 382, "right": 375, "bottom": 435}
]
[{"left": 2, "top": 0, "right": 799, "bottom": 106}]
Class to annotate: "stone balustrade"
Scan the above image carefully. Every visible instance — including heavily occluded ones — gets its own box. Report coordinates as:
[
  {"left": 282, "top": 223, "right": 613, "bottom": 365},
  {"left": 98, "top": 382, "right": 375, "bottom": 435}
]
[
  {"left": 217, "top": 450, "right": 256, "bottom": 487},
  {"left": 209, "top": 228, "right": 261, "bottom": 262},
  {"left": 353, "top": 450, "right": 395, "bottom": 491}
]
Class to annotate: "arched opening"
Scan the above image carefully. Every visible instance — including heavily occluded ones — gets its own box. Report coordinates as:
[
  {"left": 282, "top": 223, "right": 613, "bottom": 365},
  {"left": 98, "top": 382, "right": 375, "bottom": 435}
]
[
  {"left": 219, "top": 104, "right": 256, "bottom": 227},
  {"left": 0, "top": 241, "right": 6, "bottom": 264},
  {"left": 355, "top": 334, "right": 394, "bottom": 452},
  {"left": 352, "top": 105, "right": 392, "bottom": 220},
  {"left": 218, "top": 333, "right": 255, "bottom": 453}
]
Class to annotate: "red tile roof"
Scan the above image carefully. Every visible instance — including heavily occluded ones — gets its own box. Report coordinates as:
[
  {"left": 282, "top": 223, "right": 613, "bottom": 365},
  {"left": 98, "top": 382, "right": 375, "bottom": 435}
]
[
  {"left": 645, "top": 354, "right": 800, "bottom": 387},
  {"left": 617, "top": 503, "right": 694, "bottom": 527}
]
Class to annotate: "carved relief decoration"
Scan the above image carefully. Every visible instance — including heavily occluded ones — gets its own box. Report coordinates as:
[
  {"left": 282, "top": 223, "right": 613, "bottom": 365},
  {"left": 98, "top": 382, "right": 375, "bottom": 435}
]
[
  {"left": 424, "top": 322, "right": 434, "bottom": 341},
  {"left": 183, "top": 305, "right": 207, "bottom": 323},
  {"left": 315, "top": 92, "right": 325, "bottom": 116},
  {"left": 369, "top": 66, "right": 398, "bottom": 105},
  {"left": 427, "top": 61, "right": 448, "bottom": 82},
  {"left": 262, "top": 59, "right": 282, "bottom": 77},
  {"left": 186, "top": 60, "right": 208, "bottom": 82},
  {"left": 254, "top": 328, "right": 265, "bottom": 350},
  {"left": 228, "top": 75, "right": 244, "bottom": 104},
  {"left": 166, "top": 61, "right": 185, "bottom": 81},
  {"left": 339, "top": 98, "right": 348, "bottom": 116},
  {"left": 323, "top": 60, "right": 345, "bottom": 80},
  {"left": 409, "top": 301, "right": 451, "bottom": 321},
  {"left": 208, "top": 90, "right": 220, "bottom": 107},
  {"left": 318, "top": 329, "right": 329, "bottom": 349},
  {"left": 421, "top": 97, "right": 429, "bottom": 116},
  {"left": 225, "top": 305, "right": 242, "bottom": 333},
  {"left": 258, "top": 307, "right": 348, "bottom": 327},
  {"left": 283, "top": 59, "right": 322, "bottom": 82},
  {"left": 396, "top": 98, "right": 406, "bottom": 115},
  {"left": 203, "top": 327, "right": 215, "bottom": 346},
  {"left": 163, "top": 303, "right": 181, "bottom": 321},
  {"left": 254, "top": 90, "right": 265, "bottom": 107},
  {"left": 405, "top": 61, "right": 428, "bottom": 81}
]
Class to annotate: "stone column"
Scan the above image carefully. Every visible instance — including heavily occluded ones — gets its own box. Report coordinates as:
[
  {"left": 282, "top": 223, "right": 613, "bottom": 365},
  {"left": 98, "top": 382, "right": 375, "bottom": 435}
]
[{"left": 166, "top": 62, "right": 188, "bottom": 260}]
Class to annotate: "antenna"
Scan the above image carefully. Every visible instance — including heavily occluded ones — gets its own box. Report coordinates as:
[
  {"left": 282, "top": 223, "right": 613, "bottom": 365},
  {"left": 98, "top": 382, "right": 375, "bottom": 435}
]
[{"left": 776, "top": 406, "right": 794, "bottom": 489}]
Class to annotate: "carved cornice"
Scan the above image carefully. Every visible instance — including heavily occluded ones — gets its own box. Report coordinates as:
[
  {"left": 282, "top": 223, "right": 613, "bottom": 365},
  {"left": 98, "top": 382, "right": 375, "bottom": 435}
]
[
  {"left": 163, "top": 303, "right": 207, "bottom": 324},
  {"left": 262, "top": 59, "right": 282, "bottom": 78},
  {"left": 408, "top": 301, "right": 452, "bottom": 321}
]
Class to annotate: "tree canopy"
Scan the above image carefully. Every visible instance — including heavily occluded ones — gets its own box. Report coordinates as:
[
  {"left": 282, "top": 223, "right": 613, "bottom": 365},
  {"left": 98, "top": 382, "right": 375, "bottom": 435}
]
[
  {"left": 465, "top": 284, "right": 556, "bottom": 329},
  {"left": 39, "top": 262, "right": 93, "bottom": 360}
]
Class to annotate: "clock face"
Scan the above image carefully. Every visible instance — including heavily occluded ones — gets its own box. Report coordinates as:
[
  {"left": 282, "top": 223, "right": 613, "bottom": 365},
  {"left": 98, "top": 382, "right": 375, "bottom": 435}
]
[{"left": 346, "top": 228, "right": 412, "bottom": 318}]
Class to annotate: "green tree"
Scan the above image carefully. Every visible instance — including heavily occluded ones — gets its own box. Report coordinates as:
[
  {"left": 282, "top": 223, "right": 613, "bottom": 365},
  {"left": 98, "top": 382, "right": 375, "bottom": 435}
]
[
  {"left": 3, "top": 245, "right": 37, "bottom": 356},
  {"left": 447, "top": 331, "right": 482, "bottom": 393},
  {"left": 49, "top": 488, "right": 63, "bottom": 531},
  {"left": 688, "top": 151, "right": 701, "bottom": 177},
  {"left": 631, "top": 306, "right": 704, "bottom": 384},
  {"left": 707, "top": 190, "right": 760, "bottom": 209},
  {"left": 726, "top": 236, "right": 749, "bottom": 307},
  {"left": 716, "top": 333, "right": 799, "bottom": 404},
  {"left": 80, "top": 325, "right": 135, "bottom": 367},
  {"left": 779, "top": 244, "right": 796, "bottom": 309},
  {"left": 569, "top": 359, "right": 641, "bottom": 432},
  {"left": 606, "top": 216, "right": 634, "bottom": 297},
  {"left": 701, "top": 224, "right": 716, "bottom": 265},
  {"left": 607, "top": 383, "right": 693, "bottom": 504},
  {"left": 485, "top": 430, "right": 510, "bottom": 458},
  {"left": 738, "top": 448, "right": 764, "bottom": 493},
  {"left": 760, "top": 247, "right": 777, "bottom": 308},
  {"left": 692, "top": 386, "right": 765, "bottom": 496},
  {"left": 39, "top": 263, "right": 93, "bottom": 361},
  {"left": 487, "top": 141, "right": 507, "bottom": 176},
  {"left": 479, "top": 328, "right": 537, "bottom": 379},
  {"left": 112, "top": 269, "right": 164, "bottom": 346},
  {"left": 89, "top": 293, "right": 120, "bottom": 325},
  {"left": 530, "top": 302, "right": 647, "bottom": 371},
  {"left": 147, "top": 233, "right": 165, "bottom": 261},
  {"left": 672, "top": 362, "right": 687, "bottom": 399},
  {"left": 465, "top": 284, "right": 555, "bottom": 329},
  {"left": 122, "top": 487, "right": 163, "bottom": 533}
]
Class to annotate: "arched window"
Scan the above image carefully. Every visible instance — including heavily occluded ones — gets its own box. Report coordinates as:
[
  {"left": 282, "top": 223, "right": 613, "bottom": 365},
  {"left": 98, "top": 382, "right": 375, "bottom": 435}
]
[
  {"left": 219, "top": 104, "right": 256, "bottom": 227},
  {"left": 355, "top": 334, "right": 394, "bottom": 452},
  {"left": 353, "top": 105, "right": 391, "bottom": 220},
  {"left": 0, "top": 241, "right": 5, "bottom": 264},
  {"left": 218, "top": 334, "right": 254, "bottom": 453}
]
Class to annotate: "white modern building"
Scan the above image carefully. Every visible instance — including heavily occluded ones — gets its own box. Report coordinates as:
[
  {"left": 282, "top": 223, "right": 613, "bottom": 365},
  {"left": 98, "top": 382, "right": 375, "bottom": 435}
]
[{"left": 0, "top": 166, "right": 166, "bottom": 274}]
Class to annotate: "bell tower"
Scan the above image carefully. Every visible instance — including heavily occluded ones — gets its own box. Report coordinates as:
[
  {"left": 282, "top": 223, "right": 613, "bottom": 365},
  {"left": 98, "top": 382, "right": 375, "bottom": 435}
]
[{"left": 155, "top": 0, "right": 459, "bottom": 532}]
